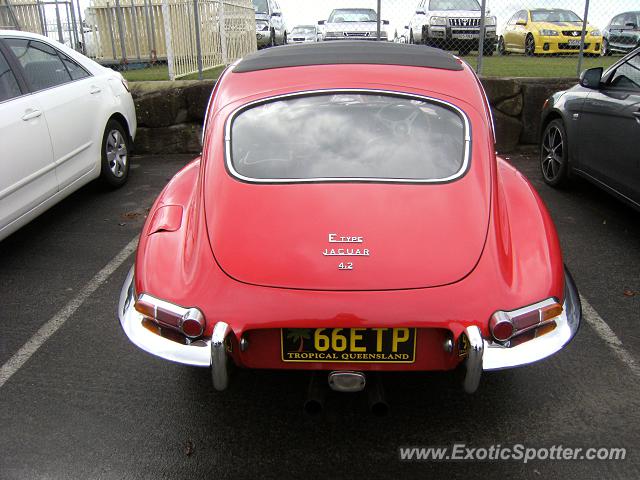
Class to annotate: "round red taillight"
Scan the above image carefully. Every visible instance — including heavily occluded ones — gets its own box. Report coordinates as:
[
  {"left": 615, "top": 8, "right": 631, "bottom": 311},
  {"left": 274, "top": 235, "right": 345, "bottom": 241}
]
[
  {"left": 182, "top": 319, "right": 203, "bottom": 337},
  {"left": 181, "top": 309, "right": 205, "bottom": 338},
  {"left": 490, "top": 314, "right": 514, "bottom": 342}
]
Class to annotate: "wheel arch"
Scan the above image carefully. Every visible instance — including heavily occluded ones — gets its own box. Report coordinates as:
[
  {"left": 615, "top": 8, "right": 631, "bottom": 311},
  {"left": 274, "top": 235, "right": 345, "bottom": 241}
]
[
  {"left": 108, "top": 112, "right": 134, "bottom": 148},
  {"left": 539, "top": 109, "right": 564, "bottom": 143},
  {"left": 540, "top": 111, "right": 576, "bottom": 183}
]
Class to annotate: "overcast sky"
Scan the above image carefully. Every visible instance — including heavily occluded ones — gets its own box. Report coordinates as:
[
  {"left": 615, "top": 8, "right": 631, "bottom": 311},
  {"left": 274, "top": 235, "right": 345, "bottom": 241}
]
[{"left": 277, "top": 0, "right": 640, "bottom": 36}]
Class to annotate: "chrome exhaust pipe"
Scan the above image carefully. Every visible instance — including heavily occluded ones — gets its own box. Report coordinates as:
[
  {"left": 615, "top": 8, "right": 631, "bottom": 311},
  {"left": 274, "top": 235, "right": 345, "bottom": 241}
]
[
  {"left": 304, "top": 372, "right": 327, "bottom": 415},
  {"left": 367, "top": 374, "right": 389, "bottom": 417}
]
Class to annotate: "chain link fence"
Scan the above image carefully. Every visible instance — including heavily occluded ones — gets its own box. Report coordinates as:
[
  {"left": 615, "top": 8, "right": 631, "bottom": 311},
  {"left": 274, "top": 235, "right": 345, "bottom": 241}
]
[{"left": 280, "top": 0, "right": 640, "bottom": 77}]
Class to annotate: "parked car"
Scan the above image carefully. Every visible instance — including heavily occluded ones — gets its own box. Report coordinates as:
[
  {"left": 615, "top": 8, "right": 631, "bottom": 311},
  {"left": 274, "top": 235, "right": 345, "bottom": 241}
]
[
  {"left": 118, "top": 41, "right": 581, "bottom": 405},
  {"left": 540, "top": 46, "right": 640, "bottom": 210},
  {"left": 253, "top": 0, "right": 286, "bottom": 48},
  {"left": 289, "top": 25, "right": 318, "bottom": 44},
  {"left": 499, "top": 8, "right": 602, "bottom": 56},
  {"left": 408, "top": 0, "right": 497, "bottom": 56},
  {"left": 318, "top": 8, "right": 389, "bottom": 41},
  {"left": 0, "top": 30, "right": 136, "bottom": 242},
  {"left": 602, "top": 11, "right": 640, "bottom": 56}
]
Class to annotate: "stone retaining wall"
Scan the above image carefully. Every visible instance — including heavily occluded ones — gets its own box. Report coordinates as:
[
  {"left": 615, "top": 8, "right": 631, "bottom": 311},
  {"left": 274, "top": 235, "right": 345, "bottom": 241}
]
[
  {"left": 130, "top": 77, "right": 578, "bottom": 155},
  {"left": 481, "top": 77, "right": 577, "bottom": 151},
  {"left": 130, "top": 81, "right": 213, "bottom": 154}
]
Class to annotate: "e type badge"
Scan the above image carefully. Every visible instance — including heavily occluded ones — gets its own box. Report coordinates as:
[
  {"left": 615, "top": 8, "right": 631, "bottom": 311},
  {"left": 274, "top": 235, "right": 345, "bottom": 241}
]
[{"left": 323, "top": 233, "right": 370, "bottom": 270}]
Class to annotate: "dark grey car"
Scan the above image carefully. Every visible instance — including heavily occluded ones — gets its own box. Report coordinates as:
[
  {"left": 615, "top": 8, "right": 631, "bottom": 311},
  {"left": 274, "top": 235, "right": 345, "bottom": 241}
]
[
  {"left": 540, "top": 46, "right": 640, "bottom": 210},
  {"left": 603, "top": 11, "right": 640, "bottom": 56}
]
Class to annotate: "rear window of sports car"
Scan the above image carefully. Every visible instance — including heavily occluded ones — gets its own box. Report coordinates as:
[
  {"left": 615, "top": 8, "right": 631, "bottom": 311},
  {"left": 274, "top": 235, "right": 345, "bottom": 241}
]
[{"left": 227, "top": 92, "right": 470, "bottom": 183}]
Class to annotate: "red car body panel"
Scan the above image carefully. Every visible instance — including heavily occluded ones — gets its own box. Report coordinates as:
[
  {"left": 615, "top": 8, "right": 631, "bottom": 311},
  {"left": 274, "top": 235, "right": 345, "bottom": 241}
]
[
  {"left": 207, "top": 65, "right": 493, "bottom": 290},
  {"left": 133, "top": 60, "right": 565, "bottom": 372}
]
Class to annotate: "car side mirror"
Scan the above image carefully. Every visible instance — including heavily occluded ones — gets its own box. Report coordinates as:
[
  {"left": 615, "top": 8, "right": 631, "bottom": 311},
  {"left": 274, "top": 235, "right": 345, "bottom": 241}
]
[
  {"left": 271, "top": 11, "right": 281, "bottom": 17},
  {"left": 625, "top": 22, "right": 637, "bottom": 29},
  {"left": 383, "top": 20, "right": 390, "bottom": 25},
  {"left": 579, "top": 67, "right": 603, "bottom": 89},
  {"left": 416, "top": 8, "right": 425, "bottom": 15},
  {"left": 404, "top": 25, "right": 409, "bottom": 30},
  {"left": 318, "top": 20, "right": 325, "bottom": 25},
  {"left": 516, "top": 19, "right": 527, "bottom": 26}
]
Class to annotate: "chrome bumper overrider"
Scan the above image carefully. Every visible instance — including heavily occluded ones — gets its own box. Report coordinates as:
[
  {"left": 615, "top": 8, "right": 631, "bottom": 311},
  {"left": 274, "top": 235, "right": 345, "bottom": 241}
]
[
  {"left": 463, "top": 268, "right": 581, "bottom": 392},
  {"left": 118, "top": 267, "right": 233, "bottom": 390}
]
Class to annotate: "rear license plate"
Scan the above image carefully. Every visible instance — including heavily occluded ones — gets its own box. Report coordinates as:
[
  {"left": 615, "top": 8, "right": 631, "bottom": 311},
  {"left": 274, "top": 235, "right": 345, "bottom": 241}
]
[
  {"left": 281, "top": 328, "right": 416, "bottom": 363},
  {"left": 568, "top": 39, "right": 581, "bottom": 47}
]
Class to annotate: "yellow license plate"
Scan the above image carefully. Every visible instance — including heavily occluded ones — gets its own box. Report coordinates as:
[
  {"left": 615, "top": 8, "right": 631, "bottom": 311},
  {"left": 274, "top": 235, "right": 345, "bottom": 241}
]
[{"left": 281, "top": 328, "right": 416, "bottom": 363}]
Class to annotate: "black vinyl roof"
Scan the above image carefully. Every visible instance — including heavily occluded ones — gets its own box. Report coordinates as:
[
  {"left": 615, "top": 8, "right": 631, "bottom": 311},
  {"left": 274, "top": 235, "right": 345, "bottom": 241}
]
[{"left": 233, "top": 41, "right": 464, "bottom": 73}]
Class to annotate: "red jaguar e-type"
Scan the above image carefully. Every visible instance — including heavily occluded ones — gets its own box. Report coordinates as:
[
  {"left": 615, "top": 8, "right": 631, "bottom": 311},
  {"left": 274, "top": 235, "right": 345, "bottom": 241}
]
[{"left": 118, "top": 41, "right": 581, "bottom": 400}]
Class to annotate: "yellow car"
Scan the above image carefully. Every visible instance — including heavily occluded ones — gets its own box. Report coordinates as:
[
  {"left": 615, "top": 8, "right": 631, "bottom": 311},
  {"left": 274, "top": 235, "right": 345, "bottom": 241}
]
[{"left": 499, "top": 8, "right": 602, "bottom": 55}]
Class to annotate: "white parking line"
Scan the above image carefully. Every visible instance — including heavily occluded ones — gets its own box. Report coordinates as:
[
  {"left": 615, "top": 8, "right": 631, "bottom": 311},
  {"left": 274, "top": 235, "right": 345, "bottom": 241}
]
[
  {"left": 0, "top": 237, "right": 138, "bottom": 389},
  {"left": 580, "top": 294, "right": 640, "bottom": 379}
]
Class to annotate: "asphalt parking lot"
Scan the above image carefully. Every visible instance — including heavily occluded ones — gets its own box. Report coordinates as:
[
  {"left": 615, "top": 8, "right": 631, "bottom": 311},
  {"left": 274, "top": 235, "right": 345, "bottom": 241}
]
[{"left": 0, "top": 152, "right": 639, "bottom": 479}]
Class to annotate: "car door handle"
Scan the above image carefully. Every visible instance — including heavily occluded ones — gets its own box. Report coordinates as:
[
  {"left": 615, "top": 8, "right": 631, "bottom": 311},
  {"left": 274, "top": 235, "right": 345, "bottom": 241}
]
[
  {"left": 89, "top": 86, "right": 102, "bottom": 94},
  {"left": 21, "top": 109, "right": 42, "bottom": 121}
]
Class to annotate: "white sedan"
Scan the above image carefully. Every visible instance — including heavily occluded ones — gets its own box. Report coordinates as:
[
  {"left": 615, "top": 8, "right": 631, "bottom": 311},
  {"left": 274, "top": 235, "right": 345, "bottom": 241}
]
[{"left": 0, "top": 30, "right": 137, "bottom": 241}]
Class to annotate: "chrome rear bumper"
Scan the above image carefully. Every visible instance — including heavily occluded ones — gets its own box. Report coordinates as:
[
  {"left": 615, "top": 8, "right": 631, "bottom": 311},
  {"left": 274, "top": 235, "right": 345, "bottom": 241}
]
[
  {"left": 119, "top": 267, "right": 235, "bottom": 390},
  {"left": 118, "top": 267, "right": 232, "bottom": 390},
  {"left": 119, "top": 266, "right": 580, "bottom": 394},
  {"left": 483, "top": 268, "right": 581, "bottom": 370},
  {"left": 118, "top": 267, "right": 211, "bottom": 366},
  {"left": 462, "top": 268, "right": 581, "bottom": 392}
]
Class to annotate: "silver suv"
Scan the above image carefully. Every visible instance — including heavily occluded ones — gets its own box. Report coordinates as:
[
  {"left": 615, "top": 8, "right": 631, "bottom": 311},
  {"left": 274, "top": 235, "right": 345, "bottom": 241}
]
[{"left": 408, "top": 0, "right": 496, "bottom": 55}]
